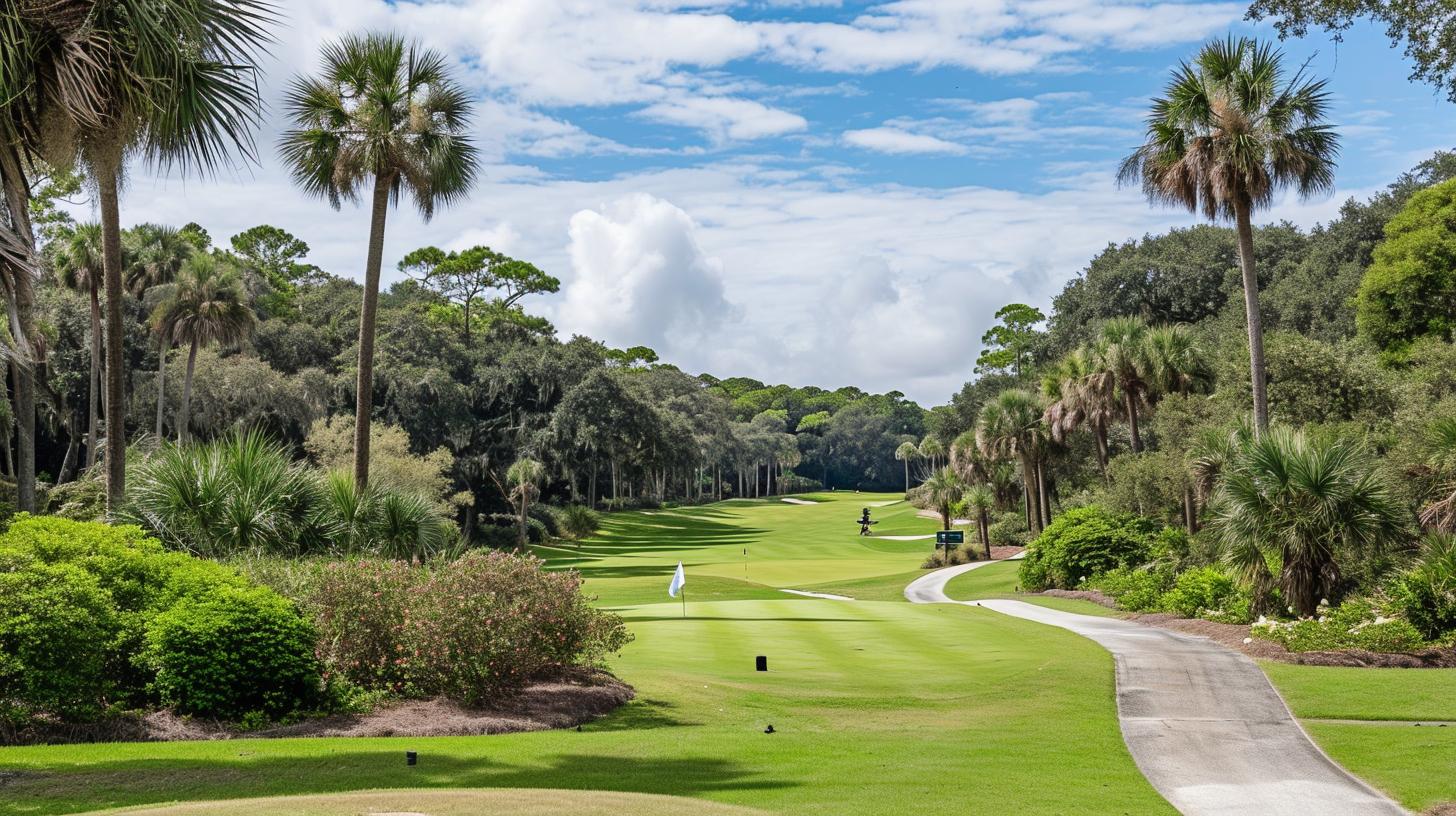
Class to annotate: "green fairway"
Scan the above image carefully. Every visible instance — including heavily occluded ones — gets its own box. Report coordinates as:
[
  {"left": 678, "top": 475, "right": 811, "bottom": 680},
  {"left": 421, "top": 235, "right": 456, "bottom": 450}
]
[{"left": 0, "top": 492, "right": 1177, "bottom": 816}]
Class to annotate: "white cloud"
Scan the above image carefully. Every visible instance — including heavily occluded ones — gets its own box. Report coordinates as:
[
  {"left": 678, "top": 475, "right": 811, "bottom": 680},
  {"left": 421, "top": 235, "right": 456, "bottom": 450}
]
[
  {"left": 843, "top": 127, "right": 969, "bottom": 155},
  {"left": 636, "top": 95, "right": 809, "bottom": 142},
  {"left": 559, "top": 194, "right": 740, "bottom": 354}
]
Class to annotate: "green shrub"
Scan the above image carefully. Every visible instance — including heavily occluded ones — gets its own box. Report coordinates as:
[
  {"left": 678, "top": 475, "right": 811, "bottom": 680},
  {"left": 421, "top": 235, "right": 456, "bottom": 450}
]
[
  {"left": 143, "top": 585, "right": 322, "bottom": 719},
  {"left": 1253, "top": 599, "right": 1427, "bottom": 653},
  {"left": 528, "top": 504, "right": 561, "bottom": 537},
  {"left": 0, "top": 562, "right": 116, "bottom": 724},
  {"left": 1019, "top": 506, "right": 1156, "bottom": 591},
  {"left": 987, "top": 511, "right": 1030, "bottom": 548},
  {"left": 1090, "top": 566, "right": 1171, "bottom": 612},
  {"left": 1158, "top": 567, "right": 1239, "bottom": 619},
  {"left": 0, "top": 516, "right": 323, "bottom": 724},
  {"left": 921, "top": 545, "right": 977, "bottom": 569},
  {"left": 43, "top": 476, "right": 107, "bottom": 522},
  {"left": 560, "top": 504, "right": 601, "bottom": 539},
  {"left": 1389, "top": 533, "right": 1456, "bottom": 639}
]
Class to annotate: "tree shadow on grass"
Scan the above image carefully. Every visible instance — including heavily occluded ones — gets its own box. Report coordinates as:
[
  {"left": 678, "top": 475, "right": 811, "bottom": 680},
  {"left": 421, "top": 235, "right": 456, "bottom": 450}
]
[
  {"left": 4, "top": 750, "right": 796, "bottom": 816},
  {"left": 585, "top": 697, "right": 696, "bottom": 731}
]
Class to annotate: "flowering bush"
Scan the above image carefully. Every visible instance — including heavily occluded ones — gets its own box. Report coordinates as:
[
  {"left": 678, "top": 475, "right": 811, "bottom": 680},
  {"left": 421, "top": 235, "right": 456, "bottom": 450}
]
[
  {"left": 1252, "top": 599, "right": 1426, "bottom": 653},
  {"left": 309, "top": 552, "right": 631, "bottom": 706}
]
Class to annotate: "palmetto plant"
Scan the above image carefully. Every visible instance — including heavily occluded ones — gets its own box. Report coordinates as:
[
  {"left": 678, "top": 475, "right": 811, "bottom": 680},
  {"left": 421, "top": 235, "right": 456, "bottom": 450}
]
[
  {"left": 1206, "top": 426, "right": 1405, "bottom": 617},
  {"left": 1144, "top": 323, "right": 1213, "bottom": 399},
  {"left": 280, "top": 32, "right": 478, "bottom": 491},
  {"left": 151, "top": 254, "right": 255, "bottom": 443},
  {"left": 1121, "top": 37, "right": 1339, "bottom": 434},
  {"left": 922, "top": 466, "right": 965, "bottom": 532},
  {"left": 977, "top": 388, "right": 1050, "bottom": 534},
  {"left": 123, "top": 430, "right": 319, "bottom": 556},
  {"left": 48, "top": 222, "right": 105, "bottom": 468},
  {"left": 2, "top": 0, "right": 275, "bottom": 509},
  {"left": 1417, "top": 417, "right": 1456, "bottom": 532},
  {"left": 964, "top": 483, "right": 995, "bottom": 560}
]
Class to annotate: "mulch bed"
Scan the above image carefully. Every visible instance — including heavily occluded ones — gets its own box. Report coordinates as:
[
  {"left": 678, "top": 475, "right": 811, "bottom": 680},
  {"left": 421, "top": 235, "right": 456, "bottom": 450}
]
[
  {"left": 3, "top": 669, "right": 634, "bottom": 746},
  {"left": 1035, "top": 589, "right": 1456, "bottom": 668}
]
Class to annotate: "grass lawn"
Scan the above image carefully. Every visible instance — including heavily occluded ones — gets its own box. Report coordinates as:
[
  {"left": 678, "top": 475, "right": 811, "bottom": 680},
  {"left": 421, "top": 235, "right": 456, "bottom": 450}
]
[
  {"left": 1, "top": 492, "right": 1175, "bottom": 816},
  {"left": 1262, "top": 663, "right": 1456, "bottom": 812},
  {"left": 940, "top": 559, "right": 1124, "bottom": 618}
]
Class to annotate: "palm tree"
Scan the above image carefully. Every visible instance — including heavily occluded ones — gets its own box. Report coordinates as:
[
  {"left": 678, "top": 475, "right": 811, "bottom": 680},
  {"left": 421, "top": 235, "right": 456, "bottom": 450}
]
[
  {"left": 1144, "top": 324, "right": 1213, "bottom": 400},
  {"left": 1120, "top": 37, "right": 1339, "bottom": 434},
  {"left": 126, "top": 224, "right": 193, "bottom": 440},
  {"left": 1207, "top": 426, "right": 1404, "bottom": 617},
  {"left": 919, "top": 435, "right": 945, "bottom": 473},
  {"left": 507, "top": 456, "right": 545, "bottom": 548},
  {"left": 5, "top": 0, "right": 274, "bottom": 509},
  {"left": 895, "top": 440, "right": 919, "bottom": 492},
  {"left": 280, "top": 33, "right": 478, "bottom": 491},
  {"left": 964, "top": 484, "right": 995, "bottom": 560},
  {"left": 49, "top": 223, "right": 105, "bottom": 469},
  {"left": 0, "top": 141, "right": 40, "bottom": 512},
  {"left": 922, "top": 466, "right": 964, "bottom": 532},
  {"left": 977, "top": 389, "right": 1050, "bottom": 534},
  {"left": 1042, "top": 346, "right": 1117, "bottom": 473},
  {"left": 1094, "top": 317, "right": 1153, "bottom": 452},
  {"left": 151, "top": 255, "right": 256, "bottom": 443}
]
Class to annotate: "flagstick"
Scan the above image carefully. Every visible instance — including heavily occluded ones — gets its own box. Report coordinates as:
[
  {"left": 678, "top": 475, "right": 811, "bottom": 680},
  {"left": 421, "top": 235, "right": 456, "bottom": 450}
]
[{"left": 681, "top": 586, "right": 686, "bottom": 618}]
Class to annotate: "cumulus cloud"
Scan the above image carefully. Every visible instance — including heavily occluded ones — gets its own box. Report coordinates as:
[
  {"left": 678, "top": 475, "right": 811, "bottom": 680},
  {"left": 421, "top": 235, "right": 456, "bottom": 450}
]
[
  {"left": 559, "top": 195, "right": 741, "bottom": 361},
  {"left": 637, "top": 95, "right": 809, "bottom": 143},
  {"left": 843, "top": 127, "right": 968, "bottom": 155}
]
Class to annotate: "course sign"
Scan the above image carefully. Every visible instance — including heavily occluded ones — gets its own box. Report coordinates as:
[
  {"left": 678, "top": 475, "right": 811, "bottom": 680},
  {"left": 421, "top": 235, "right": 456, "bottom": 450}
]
[{"left": 935, "top": 530, "right": 964, "bottom": 546}]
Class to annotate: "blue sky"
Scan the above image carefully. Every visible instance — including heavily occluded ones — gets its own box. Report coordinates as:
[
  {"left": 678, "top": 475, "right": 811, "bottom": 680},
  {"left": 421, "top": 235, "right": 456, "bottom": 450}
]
[{"left": 112, "top": 1, "right": 1453, "bottom": 404}]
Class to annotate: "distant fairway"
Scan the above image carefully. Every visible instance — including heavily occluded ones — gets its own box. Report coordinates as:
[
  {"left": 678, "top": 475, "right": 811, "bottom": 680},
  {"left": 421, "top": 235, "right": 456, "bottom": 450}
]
[{"left": 4, "top": 493, "right": 1179, "bottom": 815}]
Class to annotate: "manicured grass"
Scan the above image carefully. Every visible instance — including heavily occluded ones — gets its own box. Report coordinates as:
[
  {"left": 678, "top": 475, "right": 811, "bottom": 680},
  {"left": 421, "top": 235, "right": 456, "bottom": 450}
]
[
  {"left": 1262, "top": 662, "right": 1456, "bottom": 811},
  {"left": 100, "top": 789, "right": 770, "bottom": 815},
  {"left": 940, "top": 559, "right": 1124, "bottom": 618},
  {"left": 2, "top": 493, "right": 1175, "bottom": 816}
]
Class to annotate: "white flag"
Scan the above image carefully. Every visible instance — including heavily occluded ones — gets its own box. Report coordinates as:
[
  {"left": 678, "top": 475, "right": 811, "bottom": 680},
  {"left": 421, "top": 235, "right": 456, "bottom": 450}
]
[{"left": 668, "top": 562, "right": 686, "bottom": 598}]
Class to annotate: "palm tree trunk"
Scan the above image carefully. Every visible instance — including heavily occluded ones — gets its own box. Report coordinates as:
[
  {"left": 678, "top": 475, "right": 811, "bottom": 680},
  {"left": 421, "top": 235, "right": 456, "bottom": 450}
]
[
  {"left": 1125, "top": 391, "right": 1142, "bottom": 453},
  {"left": 1037, "top": 461, "right": 1051, "bottom": 529},
  {"left": 97, "top": 167, "right": 127, "bottom": 511},
  {"left": 154, "top": 340, "right": 168, "bottom": 440},
  {"left": 1094, "top": 419, "right": 1109, "bottom": 476},
  {"left": 903, "top": 459, "right": 909, "bottom": 493},
  {"left": 178, "top": 338, "right": 199, "bottom": 443},
  {"left": 979, "top": 508, "right": 991, "bottom": 560},
  {"left": 85, "top": 285, "right": 101, "bottom": 470},
  {"left": 352, "top": 173, "right": 394, "bottom": 490},
  {"left": 1019, "top": 454, "right": 1038, "bottom": 534},
  {"left": 0, "top": 144, "right": 38, "bottom": 512},
  {"left": 1183, "top": 485, "right": 1198, "bottom": 534},
  {"left": 1234, "top": 200, "right": 1269, "bottom": 435}
]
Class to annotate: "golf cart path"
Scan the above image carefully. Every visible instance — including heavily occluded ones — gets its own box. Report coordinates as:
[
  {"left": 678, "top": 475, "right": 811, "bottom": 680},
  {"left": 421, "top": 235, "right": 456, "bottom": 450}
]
[{"left": 905, "top": 562, "right": 1407, "bottom": 816}]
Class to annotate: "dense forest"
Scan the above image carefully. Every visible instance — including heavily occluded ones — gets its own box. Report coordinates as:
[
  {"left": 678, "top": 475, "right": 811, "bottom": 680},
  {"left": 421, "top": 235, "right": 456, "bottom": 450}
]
[{"left": 3, "top": 171, "right": 930, "bottom": 540}]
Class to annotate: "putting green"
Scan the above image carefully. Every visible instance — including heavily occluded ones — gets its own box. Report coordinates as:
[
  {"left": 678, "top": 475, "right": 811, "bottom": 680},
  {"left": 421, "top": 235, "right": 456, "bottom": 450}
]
[
  {"left": 3, "top": 493, "right": 1179, "bottom": 815},
  {"left": 90, "top": 788, "right": 770, "bottom": 815}
]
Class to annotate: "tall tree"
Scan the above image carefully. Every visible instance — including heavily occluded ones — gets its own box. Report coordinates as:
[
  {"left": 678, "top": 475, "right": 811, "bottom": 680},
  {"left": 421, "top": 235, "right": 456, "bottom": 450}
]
[
  {"left": 48, "top": 223, "right": 105, "bottom": 469},
  {"left": 151, "top": 255, "right": 256, "bottom": 443},
  {"left": 1249, "top": 1, "right": 1456, "bottom": 102},
  {"left": 895, "top": 440, "right": 919, "bottom": 492},
  {"left": 126, "top": 224, "right": 193, "bottom": 439},
  {"left": 976, "top": 303, "right": 1046, "bottom": 379},
  {"left": 1120, "top": 37, "right": 1338, "bottom": 434},
  {"left": 1094, "top": 317, "right": 1153, "bottom": 453},
  {"left": 5, "top": 0, "right": 274, "bottom": 509},
  {"left": 506, "top": 456, "right": 545, "bottom": 548},
  {"left": 964, "top": 483, "right": 995, "bottom": 560},
  {"left": 0, "top": 140, "right": 40, "bottom": 511},
  {"left": 280, "top": 33, "right": 478, "bottom": 490},
  {"left": 1042, "top": 345, "right": 1117, "bottom": 473},
  {"left": 923, "top": 467, "right": 965, "bottom": 532},
  {"left": 398, "top": 245, "right": 558, "bottom": 345},
  {"left": 977, "top": 389, "right": 1049, "bottom": 534}
]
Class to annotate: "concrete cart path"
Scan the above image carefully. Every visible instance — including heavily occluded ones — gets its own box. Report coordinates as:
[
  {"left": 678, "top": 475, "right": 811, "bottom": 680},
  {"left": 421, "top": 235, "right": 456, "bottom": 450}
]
[{"left": 905, "top": 563, "right": 1407, "bottom": 816}]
